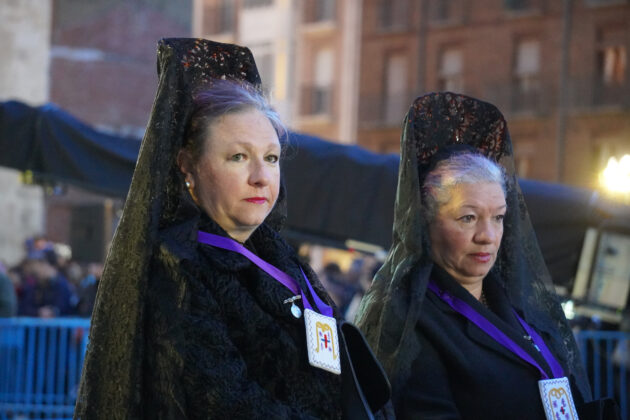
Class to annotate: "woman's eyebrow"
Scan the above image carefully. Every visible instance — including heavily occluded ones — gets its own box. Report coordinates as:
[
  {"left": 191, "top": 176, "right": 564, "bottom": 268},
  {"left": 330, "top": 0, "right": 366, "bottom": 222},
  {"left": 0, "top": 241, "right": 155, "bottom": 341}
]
[
  {"left": 459, "top": 204, "right": 507, "bottom": 211},
  {"left": 230, "top": 140, "right": 280, "bottom": 150}
]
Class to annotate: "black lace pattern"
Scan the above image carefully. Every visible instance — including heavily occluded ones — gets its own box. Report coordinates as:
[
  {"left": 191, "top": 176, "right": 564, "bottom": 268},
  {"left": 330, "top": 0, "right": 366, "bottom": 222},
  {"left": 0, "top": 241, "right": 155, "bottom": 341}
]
[
  {"left": 356, "top": 91, "right": 591, "bottom": 411},
  {"left": 74, "top": 39, "right": 291, "bottom": 419}
]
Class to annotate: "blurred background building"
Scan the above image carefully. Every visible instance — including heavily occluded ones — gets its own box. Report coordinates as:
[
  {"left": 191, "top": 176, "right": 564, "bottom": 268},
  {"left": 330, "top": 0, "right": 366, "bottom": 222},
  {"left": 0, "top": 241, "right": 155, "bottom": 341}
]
[
  {"left": 0, "top": 1, "right": 49, "bottom": 265},
  {"left": 198, "top": 0, "right": 629, "bottom": 188},
  {"left": 1, "top": 0, "right": 629, "bottom": 264},
  {"left": 1, "top": 0, "right": 192, "bottom": 265}
]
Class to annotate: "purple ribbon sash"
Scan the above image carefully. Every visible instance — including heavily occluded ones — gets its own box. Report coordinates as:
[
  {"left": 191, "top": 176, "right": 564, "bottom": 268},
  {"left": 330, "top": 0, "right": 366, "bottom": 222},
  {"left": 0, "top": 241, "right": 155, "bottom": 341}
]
[
  {"left": 513, "top": 311, "right": 564, "bottom": 378},
  {"left": 197, "top": 230, "right": 333, "bottom": 317},
  {"left": 427, "top": 280, "right": 564, "bottom": 380}
]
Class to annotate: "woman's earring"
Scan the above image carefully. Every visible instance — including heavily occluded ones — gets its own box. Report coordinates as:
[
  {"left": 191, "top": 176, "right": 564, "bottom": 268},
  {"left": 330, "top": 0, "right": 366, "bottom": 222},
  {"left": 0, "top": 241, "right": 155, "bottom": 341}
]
[{"left": 185, "top": 180, "right": 199, "bottom": 204}]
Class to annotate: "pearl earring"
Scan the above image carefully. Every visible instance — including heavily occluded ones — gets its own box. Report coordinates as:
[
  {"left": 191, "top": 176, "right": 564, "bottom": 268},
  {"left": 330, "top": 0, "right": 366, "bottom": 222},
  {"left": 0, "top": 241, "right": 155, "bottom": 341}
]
[{"left": 185, "top": 180, "right": 199, "bottom": 204}]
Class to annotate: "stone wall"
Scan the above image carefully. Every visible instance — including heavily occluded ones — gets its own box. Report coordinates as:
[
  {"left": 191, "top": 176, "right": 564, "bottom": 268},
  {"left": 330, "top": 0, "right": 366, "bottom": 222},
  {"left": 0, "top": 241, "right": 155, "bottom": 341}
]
[{"left": 0, "top": 0, "right": 52, "bottom": 266}]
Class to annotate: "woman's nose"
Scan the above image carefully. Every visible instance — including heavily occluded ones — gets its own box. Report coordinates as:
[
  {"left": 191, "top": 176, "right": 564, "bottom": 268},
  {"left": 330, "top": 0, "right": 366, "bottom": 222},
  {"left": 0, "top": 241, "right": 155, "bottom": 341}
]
[
  {"left": 475, "top": 221, "right": 499, "bottom": 243},
  {"left": 248, "top": 159, "right": 271, "bottom": 187}
]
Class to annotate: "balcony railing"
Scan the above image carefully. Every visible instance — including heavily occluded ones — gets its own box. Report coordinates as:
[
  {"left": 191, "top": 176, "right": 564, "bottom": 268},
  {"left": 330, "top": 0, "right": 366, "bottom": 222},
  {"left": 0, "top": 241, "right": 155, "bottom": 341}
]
[
  {"left": 485, "top": 77, "right": 630, "bottom": 116},
  {"left": 566, "top": 77, "right": 630, "bottom": 110},
  {"left": 482, "top": 81, "right": 550, "bottom": 116},
  {"left": 360, "top": 78, "right": 629, "bottom": 125},
  {"left": 584, "top": 0, "right": 630, "bottom": 7},
  {"left": 359, "top": 92, "right": 416, "bottom": 127}
]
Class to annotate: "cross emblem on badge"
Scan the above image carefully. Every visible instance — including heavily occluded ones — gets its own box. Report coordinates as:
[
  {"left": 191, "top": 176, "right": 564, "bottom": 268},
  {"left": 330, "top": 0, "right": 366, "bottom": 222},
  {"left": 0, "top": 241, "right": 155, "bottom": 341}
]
[{"left": 320, "top": 332, "right": 330, "bottom": 350}]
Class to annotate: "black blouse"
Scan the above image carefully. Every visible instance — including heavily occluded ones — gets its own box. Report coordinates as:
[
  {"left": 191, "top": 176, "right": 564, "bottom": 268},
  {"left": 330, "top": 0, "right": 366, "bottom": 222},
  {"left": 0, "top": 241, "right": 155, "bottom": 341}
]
[
  {"left": 396, "top": 265, "right": 581, "bottom": 420},
  {"left": 143, "top": 215, "right": 342, "bottom": 419}
]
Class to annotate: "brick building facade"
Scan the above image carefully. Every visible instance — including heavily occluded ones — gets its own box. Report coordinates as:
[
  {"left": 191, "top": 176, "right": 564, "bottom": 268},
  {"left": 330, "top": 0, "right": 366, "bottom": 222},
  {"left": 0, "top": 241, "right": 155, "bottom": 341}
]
[
  {"left": 359, "top": 0, "right": 630, "bottom": 189},
  {"left": 45, "top": 0, "right": 192, "bottom": 261},
  {"left": 197, "top": 0, "right": 629, "bottom": 189},
  {"left": 194, "top": 0, "right": 362, "bottom": 143}
]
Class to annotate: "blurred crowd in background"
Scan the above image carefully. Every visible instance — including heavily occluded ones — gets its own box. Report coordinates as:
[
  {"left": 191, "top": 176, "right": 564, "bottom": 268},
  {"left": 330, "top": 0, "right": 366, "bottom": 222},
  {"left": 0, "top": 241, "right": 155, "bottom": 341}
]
[
  {"left": 317, "top": 256, "right": 382, "bottom": 322},
  {"left": 0, "top": 236, "right": 102, "bottom": 318},
  {"left": 0, "top": 236, "right": 382, "bottom": 322}
]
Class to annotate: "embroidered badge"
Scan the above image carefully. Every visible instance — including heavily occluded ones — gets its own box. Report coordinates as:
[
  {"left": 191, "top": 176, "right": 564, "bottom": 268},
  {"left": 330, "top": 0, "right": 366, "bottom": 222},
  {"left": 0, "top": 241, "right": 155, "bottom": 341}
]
[
  {"left": 538, "top": 377, "right": 579, "bottom": 420},
  {"left": 304, "top": 309, "right": 341, "bottom": 375}
]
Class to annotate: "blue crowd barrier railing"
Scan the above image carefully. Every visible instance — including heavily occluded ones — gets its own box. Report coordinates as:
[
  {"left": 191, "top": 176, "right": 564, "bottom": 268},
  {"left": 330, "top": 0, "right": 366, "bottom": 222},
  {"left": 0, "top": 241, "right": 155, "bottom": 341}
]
[
  {"left": 0, "top": 318, "right": 628, "bottom": 419},
  {"left": 0, "top": 317, "right": 90, "bottom": 420},
  {"left": 576, "top": 330, "right": 630, "bottom": 420}
]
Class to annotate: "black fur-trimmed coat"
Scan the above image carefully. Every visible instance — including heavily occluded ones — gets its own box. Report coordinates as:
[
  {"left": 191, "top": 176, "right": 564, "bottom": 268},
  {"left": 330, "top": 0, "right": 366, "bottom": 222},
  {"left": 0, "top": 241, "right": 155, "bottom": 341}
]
[{"left": 143, "top": 215, "right": 342, "bottom": 419}]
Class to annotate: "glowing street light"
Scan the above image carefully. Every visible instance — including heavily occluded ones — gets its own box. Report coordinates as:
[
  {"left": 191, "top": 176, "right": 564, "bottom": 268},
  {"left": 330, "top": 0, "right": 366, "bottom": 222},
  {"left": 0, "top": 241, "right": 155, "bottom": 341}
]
[{"left": 600, "top": 155, "right": 630, "bottom": 195}]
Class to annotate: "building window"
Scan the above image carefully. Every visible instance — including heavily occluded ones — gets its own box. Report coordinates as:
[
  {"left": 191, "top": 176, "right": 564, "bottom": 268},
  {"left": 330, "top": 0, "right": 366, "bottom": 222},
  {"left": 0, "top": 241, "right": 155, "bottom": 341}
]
[
  {"left": 504, "top": 0, "right": 543, "bottom": 14},
  {"left": 595, "top": 26, "right": 628, "bottom": 105},
  {"left": 379, "top": 0, "right": 409, "bottom": 30},
  {"left": 304, "top": 0, "right": 336, "bottom": 23},
  {"left": 302, "top": 48, "right": 333, "bottom": 115},
  {"left": 585, "top": 0, "right": 629, "bottom": 7},
  {"left": 513, "top": 39, "right": 541, "bottom": 111},
  {"left": 203, "top": 0, "right": 234, "bottom": 34},
  {"left": 243, "top": 0, "right": 273, "bottom": 8},
  {"left": 428, "top": 0, "right": 463, "bottom": 24},
  {"left": 515, "top": 156, "right": 530, "bottom": 178},
  {"left": 438, "top": 48, "right": 463, "bottom": 92},
  {"left": 252, "top": 44, "right": 274, "bottom": 94},
  {"left": 383, "top": 53, "right": 409, "bottom": 125},
  {"left": 504, "top": 0, "right": 532, "bottom": 10},
  {"left": 601, "top": 46, "right": 627, "bottom": 85}
]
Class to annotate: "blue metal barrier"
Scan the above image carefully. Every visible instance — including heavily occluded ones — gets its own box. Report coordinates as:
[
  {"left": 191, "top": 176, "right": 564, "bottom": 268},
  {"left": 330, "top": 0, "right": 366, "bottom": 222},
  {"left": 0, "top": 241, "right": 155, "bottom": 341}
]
[
  {"left": 0, "top": 318, "right": 627, "bottom": 419},
  {"left": 0, "top": 318, "right": 90, "bottom": 420},
  {"left": 576, "top": 330, "right": 630, "bottom": 420}
]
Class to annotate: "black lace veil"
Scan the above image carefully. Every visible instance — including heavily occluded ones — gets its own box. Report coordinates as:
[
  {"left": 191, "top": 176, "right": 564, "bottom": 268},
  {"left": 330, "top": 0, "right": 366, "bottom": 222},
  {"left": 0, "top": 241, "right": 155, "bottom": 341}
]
[
  {"left": 355, "top": 92, "right": 591, "bottom": 404},
  {"left": 73, "top": 38, "right": 282, "bottom": 419}
]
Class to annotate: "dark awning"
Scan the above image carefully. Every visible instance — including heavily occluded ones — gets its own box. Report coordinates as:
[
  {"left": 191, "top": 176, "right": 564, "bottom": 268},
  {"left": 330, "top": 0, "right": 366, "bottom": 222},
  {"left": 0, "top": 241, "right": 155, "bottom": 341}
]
[
  {"left": 2, "top": 100, "right": 628, "bottom": 287},
  {"left": 0, "top": 100, "right": 138, "bottom": 196}
]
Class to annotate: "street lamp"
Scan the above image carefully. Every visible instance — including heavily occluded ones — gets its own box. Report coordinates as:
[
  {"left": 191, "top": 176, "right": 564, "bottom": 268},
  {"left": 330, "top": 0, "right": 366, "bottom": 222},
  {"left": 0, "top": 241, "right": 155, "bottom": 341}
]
[{"left": 599, "top": 155, "right": 630, "bottom": 203}]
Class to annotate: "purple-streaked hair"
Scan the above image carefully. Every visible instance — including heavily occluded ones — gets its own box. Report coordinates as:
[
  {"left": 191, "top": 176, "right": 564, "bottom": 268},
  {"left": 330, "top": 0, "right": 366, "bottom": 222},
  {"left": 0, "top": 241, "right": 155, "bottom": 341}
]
[{"left": 183, "top": 78, "right": 286, "bottom": 163}]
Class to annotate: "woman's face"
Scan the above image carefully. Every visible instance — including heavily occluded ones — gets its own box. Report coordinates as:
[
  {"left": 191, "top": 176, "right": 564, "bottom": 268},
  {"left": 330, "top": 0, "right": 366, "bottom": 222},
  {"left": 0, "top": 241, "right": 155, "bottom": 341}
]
[
  {"left": 428, "top": 182, "right": 506, "bottom": 287},
  {"left": 180, "top": 108, "right": 281, "bottom": 242}
]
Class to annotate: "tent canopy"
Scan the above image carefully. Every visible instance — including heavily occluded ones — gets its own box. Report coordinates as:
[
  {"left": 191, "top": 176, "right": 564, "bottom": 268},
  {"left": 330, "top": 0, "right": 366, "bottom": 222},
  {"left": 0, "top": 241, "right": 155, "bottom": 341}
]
[
  {"left": 0, "top": 101, "right": 138, "bottom": 196},
  {"left": 2, "top": 100, "right": 628, "bottom": 287}
]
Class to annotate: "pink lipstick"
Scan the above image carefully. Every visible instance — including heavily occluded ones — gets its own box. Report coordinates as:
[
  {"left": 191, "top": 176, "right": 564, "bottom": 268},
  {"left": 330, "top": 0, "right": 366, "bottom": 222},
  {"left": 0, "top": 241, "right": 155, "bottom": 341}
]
[
  {"left": 470, "top": 253, "right": 492, "bottom": 263},
  {"left": 245, "top": 197, "right": 267, "bottom": 204}
]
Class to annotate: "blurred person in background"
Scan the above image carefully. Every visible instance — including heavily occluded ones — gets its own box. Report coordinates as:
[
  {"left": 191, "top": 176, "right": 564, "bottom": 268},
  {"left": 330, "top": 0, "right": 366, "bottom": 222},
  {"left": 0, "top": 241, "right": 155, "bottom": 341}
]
[
  {"left": 18, "top": 254, "right": 74, "bottom": 318},
  {"left": 318, "top": 262, "right": 356, "bottom": 315},
  {"left": 16, "top": 258, "right": 37, "bottom": 316},
  {"left": 75, "top": 262, "right": 102, "bottom": 317},
  {"left": 0, "top": 261, "right": 17, "bottom": 317},
  {"left": 25, "top": 235, "right": 54, "bottom": 261},
  {"left": 345, "top": 257, "right": 382, "bottom": 322}
]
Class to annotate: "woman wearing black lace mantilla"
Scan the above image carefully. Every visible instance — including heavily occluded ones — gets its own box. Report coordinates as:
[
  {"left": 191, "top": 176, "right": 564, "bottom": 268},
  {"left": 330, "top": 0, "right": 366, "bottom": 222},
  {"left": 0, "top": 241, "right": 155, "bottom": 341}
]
[
  {"left": 73, "top": 38, "right": 389, "bottom": 419},
  {"left": 355, "top": 92, "right": 619, "bottom": 420}
]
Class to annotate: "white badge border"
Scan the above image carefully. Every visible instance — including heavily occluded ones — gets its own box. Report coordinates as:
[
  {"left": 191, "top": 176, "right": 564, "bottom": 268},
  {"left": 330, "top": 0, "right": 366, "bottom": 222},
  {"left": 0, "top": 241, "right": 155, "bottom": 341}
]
[
  {"left": 304, "top": 308, "right": 342, "bottom": 375},
  {"left": 538, "top": 377, "right": 579, "bottom": 420}
]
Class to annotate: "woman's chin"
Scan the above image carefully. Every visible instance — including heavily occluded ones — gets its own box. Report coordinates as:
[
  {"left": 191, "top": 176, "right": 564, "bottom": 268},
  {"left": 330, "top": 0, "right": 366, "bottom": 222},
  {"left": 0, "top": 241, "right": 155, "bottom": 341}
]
[
  {"left": 451, "top": 268, "right": 492, "bottom": 285},
  {"left": 234, "top": 217, "right": 269, "bottom": 232}
]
